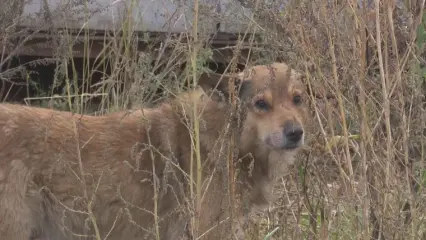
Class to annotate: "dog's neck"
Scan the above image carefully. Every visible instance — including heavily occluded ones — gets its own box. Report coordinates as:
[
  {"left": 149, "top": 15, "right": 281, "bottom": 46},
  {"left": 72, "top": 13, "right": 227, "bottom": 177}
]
[{"left": 237, "top": 124, "right": 300, "bottom": 209}]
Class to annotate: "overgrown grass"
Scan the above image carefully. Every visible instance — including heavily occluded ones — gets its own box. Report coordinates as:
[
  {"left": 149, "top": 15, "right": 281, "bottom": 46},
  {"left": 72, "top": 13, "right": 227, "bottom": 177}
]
[{"left": 1, "top": 0, "right": 425, "bottom": 239}]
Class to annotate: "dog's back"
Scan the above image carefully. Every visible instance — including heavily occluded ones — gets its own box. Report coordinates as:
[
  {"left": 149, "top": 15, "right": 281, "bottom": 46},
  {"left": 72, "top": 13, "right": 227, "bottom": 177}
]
[{"left": 0, "top": 100, "right": 193, "bottom": 239}]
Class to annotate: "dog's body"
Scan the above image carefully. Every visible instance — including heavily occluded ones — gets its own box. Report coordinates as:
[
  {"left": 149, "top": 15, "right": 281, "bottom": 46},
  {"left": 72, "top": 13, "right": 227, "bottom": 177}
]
[{"left": 0, "top": 63, "right": 308, "bottom": 240}]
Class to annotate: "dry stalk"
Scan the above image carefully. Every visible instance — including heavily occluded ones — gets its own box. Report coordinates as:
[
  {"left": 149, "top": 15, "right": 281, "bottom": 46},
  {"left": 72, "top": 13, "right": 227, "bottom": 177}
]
[
  {"left": 385, "top": 1, "right": 415, "bottom": 239},
  {"left": 72, "top": 116, "right": 102, "bottom": 240},
  {"left": 322, "top": 2, "right": 355, "bottom": 194},
  {"left": 373, "top": 1, "right": 393, "bottom": 238},
  {"left": 189, "top": 0, "right": 202, "bottom": 237},
  {"left": 351, "top": 0, "right": 372, "bottom": 238},
  {"left": 146, "top": 127, "right": 161, "bottom": 240}
]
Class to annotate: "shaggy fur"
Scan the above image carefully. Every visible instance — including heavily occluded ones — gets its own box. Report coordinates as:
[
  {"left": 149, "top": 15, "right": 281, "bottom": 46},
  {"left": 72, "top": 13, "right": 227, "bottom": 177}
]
[{"left": 0, "top": 62, "right": 308, "bottom": 240}]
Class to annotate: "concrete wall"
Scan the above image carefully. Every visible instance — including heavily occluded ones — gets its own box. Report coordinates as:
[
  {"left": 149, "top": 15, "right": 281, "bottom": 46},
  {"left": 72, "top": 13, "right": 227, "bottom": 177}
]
[{"left": 19, "top": 0, "right": 255, "bottom": 34}]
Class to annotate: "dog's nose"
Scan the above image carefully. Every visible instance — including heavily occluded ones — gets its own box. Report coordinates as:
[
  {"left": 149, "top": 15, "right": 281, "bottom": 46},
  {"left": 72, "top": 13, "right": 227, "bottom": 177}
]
[
  {"left": 283, "top": 121, "right": 304, "bottom": 146},
  {"left": 285, "top": 127, "right": 303, "bottom": 142}
]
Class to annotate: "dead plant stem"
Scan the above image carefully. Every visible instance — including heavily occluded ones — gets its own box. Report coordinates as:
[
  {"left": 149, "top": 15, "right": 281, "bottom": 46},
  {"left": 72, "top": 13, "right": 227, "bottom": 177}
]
[
  {"left": 374, "top": 0, "right": 393, "bottom": 238},
  {"left": 190, "top": 0, "right": 202, "bottom": 237},
  {"left": 72, "top": 117, "right": 102, "bottom": 240}
]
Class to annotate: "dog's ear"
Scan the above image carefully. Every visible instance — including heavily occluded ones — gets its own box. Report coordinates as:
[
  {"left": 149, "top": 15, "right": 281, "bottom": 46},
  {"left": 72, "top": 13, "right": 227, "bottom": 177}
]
[{"left": 198, "top": 71, "right": 252, "bottom": 101}]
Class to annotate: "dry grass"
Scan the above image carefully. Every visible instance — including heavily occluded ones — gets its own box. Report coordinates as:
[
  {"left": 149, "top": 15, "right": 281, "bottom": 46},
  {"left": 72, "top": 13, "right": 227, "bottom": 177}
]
[{"left": 1, "top": 0, "right": 425, "bottom": 239}]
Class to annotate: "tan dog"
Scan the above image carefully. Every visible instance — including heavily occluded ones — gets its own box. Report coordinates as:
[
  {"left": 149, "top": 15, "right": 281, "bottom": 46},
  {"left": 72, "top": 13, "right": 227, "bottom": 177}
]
[{"left": 0, "top": 62, "right": 308, "bottom": 240}]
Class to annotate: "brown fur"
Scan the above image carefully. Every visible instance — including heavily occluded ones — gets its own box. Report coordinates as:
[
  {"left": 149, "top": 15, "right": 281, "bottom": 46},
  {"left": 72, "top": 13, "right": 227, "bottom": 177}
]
[{"left": 0, "top": 62, "right": 308, "bottom": 240}]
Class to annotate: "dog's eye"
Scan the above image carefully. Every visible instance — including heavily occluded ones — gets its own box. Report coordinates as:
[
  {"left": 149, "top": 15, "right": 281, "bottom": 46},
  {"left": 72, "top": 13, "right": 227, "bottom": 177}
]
[
  {"left": 293, "top": 95, "right": 302, "bottom": 105},
  {"left": 254, "top": 99, "right": 269, "bottom": 111}
]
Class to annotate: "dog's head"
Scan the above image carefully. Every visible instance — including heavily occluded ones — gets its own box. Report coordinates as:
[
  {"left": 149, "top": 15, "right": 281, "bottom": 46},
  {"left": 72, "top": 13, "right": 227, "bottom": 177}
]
[{"left": 199, "top": 62, "right": 308, "bottom": 153}]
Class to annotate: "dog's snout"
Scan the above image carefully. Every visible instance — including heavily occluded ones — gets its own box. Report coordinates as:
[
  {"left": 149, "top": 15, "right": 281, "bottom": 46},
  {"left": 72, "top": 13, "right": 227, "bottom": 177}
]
[
  {"left": 284, "top": 126, "right": 303, "bottom": 142},
  {"left": 283, "top": 121, "right": 304, "bottom": 147},
  {"left": 263, "top": 121, "right": 305, "bottom": 150}
]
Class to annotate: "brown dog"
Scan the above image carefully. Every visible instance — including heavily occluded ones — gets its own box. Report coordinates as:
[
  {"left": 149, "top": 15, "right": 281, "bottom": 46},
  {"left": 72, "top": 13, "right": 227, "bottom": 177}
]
[{"left": 0, "top": 62, "right": 308, "bottom": 240}]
